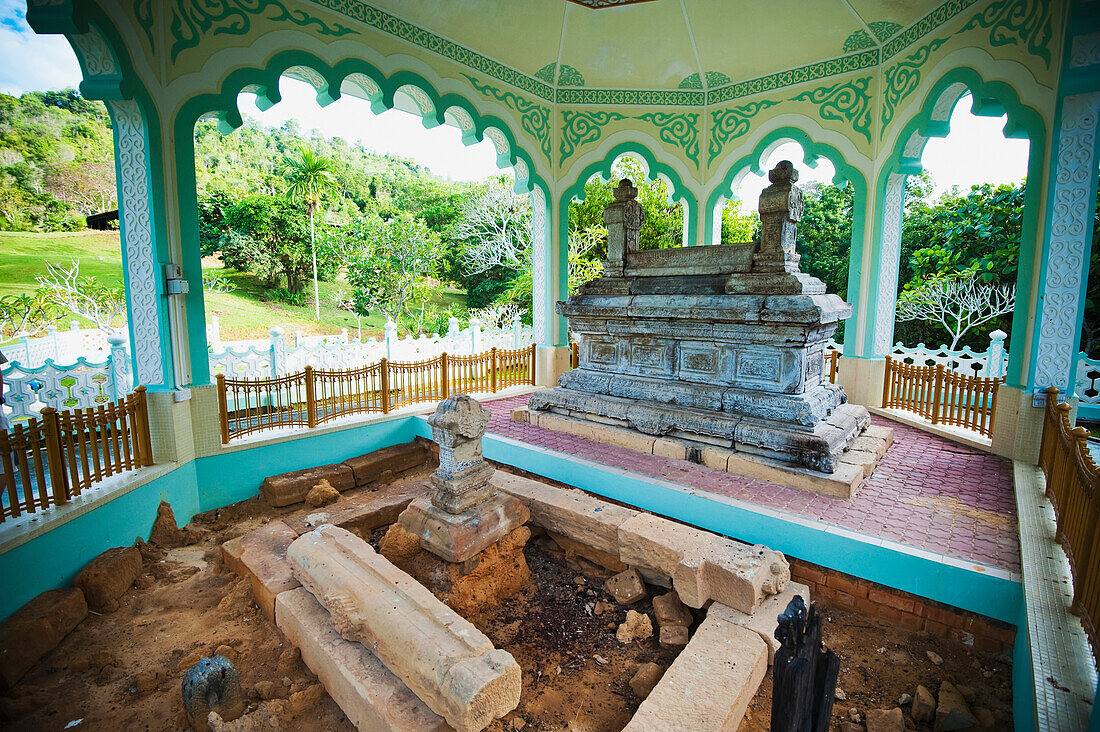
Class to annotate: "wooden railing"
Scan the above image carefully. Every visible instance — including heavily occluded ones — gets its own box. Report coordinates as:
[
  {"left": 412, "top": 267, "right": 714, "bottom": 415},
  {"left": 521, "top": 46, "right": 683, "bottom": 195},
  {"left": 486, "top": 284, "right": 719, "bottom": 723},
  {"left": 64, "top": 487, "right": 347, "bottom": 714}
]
[
  {"left": 217, "top": 345, "right": 536, "bottom": 443},
  {"left": 882, "top": 356, "right": 1000, "bottom": 438},
  {"left": 1039, "top": 387, "right": 1100, "bottom": 657},
  {"left": 826, "top": 350, "right": 840, "bottom": 384},
  {"left": 0, "top": 387, "right": 152, "bottom": 522}
]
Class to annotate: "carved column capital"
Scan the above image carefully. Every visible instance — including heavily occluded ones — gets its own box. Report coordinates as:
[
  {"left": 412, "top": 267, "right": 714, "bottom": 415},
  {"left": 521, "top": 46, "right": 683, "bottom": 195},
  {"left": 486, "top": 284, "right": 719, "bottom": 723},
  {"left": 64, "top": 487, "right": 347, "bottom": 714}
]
[
  {"left": 603, "top": 178, "right": 646, "bottom": 277},
  {"left": 756, "top": 161, "right": 804, "bottom": 273}
]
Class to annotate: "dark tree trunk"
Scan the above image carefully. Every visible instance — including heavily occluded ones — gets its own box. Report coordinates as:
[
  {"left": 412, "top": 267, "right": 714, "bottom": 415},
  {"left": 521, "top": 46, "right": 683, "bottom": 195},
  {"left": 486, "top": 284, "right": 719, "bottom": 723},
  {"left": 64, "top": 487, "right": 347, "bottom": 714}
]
[{"left": 770, "top": 596, "right": 840, "bottom": 732}]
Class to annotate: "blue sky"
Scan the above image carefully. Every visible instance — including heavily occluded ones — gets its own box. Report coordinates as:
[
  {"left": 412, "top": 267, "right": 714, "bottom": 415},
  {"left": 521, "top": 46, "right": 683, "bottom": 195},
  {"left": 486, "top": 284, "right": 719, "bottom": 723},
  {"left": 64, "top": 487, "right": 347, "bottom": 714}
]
[{"left": 0, "top": 2, "right": 1030, "bottom": 198}]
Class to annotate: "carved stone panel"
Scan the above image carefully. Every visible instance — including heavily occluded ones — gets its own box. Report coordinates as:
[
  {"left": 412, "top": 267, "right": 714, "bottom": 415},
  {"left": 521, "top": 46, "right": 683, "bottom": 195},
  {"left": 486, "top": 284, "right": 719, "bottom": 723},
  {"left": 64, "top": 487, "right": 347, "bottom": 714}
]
[{"left": 627, "top": 337, "right": 675, "bottom": 376}]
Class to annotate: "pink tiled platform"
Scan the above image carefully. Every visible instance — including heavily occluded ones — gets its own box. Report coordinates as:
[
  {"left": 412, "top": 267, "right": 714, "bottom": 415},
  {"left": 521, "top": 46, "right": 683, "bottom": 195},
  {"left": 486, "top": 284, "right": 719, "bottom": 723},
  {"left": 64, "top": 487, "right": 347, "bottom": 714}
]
[{"left": 484, "top": 394, "right": 1020, "bottom": 573}]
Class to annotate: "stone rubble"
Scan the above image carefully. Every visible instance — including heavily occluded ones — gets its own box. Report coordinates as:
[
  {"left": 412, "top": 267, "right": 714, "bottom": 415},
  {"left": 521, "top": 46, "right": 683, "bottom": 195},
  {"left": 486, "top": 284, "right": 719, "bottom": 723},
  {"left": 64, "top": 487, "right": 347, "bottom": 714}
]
[
  {"left": 0, "top": 587, "right": 87, "bottom": 689},
  {"left": 935, "top": 680, "right": 977, "bottom": 731},
  {"left": 72, "top": 546, "right": 142, "bottom": 613},
  {"left": 605, "top": 568, "right": 647, "bottom": 605},
  {"left": 651, "top": 591, "right": 692, "bottom": 628},
  {"left": 628, "top": 662, "right": 664, "bottom": 699},
  {"left": 615, "top": 609, "right": 654, "bottom": 643},
  {"left": 305, "top": 479, "right": 340, "bottom": 507}
]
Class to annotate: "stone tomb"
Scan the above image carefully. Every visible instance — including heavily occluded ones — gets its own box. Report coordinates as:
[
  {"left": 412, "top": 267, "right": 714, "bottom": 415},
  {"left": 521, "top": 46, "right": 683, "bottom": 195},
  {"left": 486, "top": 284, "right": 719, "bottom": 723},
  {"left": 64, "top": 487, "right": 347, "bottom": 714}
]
[{"left": 528, "top": 162, "right": 890, "bottom": 495}]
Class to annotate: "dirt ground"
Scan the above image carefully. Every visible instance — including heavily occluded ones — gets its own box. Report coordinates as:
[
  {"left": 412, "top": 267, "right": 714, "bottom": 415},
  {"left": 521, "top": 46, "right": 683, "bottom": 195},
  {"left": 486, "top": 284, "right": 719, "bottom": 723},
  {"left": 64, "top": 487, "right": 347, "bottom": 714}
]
[{"left": 0, "top": 469, "right": 1013, "bottom": 732}]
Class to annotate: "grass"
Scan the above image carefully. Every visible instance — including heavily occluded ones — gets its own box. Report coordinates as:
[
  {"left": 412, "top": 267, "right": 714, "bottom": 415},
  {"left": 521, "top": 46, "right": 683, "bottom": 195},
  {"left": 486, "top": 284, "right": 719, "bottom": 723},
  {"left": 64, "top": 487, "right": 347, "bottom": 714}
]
[{"left": 0, "top": 230, "right": 466, "bottom": 341}]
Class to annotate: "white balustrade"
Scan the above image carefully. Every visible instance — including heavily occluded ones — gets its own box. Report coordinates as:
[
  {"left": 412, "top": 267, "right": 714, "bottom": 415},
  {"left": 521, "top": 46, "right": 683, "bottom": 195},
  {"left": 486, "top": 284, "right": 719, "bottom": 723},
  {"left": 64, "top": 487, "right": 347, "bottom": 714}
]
[{"left": 1074, "top": 353, "right": 1100, "bottom": 417}]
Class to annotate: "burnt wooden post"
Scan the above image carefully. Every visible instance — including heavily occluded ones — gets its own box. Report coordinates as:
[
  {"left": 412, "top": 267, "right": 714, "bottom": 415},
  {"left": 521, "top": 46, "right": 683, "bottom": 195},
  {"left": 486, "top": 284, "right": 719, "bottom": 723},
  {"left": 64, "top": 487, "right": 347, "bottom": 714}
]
[{"left": 770, "top": 595, "right": 840, "bottom": 732}]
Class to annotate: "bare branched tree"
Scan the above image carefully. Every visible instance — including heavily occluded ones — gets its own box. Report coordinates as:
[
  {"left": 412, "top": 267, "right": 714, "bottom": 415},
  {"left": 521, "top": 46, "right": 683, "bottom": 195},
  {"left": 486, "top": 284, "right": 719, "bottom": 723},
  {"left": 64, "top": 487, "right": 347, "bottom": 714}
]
[
  {"left": 895, "top": 270, "right": 1015, "bottom": 349},
  {"left": 0, "top": 293, "right": 62, "bottom": 344},
  {"left": 455, "top": 180, "right": 532, "bottom": 275},
  {"left": 35, "top": 260, "right": 127, "bottom": 334}
]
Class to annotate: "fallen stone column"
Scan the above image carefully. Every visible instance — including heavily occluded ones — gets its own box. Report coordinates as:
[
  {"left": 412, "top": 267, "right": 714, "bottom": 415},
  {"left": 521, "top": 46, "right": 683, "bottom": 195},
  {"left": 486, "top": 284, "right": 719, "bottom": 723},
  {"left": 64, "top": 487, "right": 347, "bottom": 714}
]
[
  {"left": 617, "top": 513, "right": 790, "bottom": 612},
  {"left": 287, "top": 525, "right": 520, "bottom": 732}
]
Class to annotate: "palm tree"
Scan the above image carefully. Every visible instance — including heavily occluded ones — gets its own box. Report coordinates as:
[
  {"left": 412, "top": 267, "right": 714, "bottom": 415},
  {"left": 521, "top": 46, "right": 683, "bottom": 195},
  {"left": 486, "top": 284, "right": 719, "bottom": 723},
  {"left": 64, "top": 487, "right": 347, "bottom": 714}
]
[{"left": 280, "top": 144, "right": 337, "bottom": 320}]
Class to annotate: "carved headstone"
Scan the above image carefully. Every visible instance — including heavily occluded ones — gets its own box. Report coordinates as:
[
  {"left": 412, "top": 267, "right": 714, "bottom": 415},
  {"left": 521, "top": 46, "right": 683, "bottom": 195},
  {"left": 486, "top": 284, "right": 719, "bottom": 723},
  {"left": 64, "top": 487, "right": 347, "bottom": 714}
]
[
  {"left": 756, "top": 160, "right": 804, "bottom": 273},
  {"left": 398, "top": 395, "right": 529, "bottom": 562},
  {"left": 603, "top": 178, "right": 646, "bottom": 277}
]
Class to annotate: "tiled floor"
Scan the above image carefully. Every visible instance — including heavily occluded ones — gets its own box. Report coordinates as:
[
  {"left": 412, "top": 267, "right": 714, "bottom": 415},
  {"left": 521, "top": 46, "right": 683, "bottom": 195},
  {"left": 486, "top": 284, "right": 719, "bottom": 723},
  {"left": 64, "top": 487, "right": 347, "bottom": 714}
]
[{"left": 484, "top": 394, "right": 1020, "bottom": 574}]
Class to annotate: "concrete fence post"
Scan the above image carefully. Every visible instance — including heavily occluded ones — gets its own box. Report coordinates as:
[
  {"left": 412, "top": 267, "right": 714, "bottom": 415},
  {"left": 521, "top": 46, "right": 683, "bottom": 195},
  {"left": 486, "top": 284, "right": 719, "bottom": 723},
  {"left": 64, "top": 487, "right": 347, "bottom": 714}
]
[
  {"left": 270, "top": 326, "right": 287, "bottom": 377},
  {"left": 108, "top": 332, "right": 130, "bottom": 399},
  {"left": 384, "top": 319, "right": 397, "bottom": 360},
  {"left": 471, "top": 317, "right": 482, "bottom": 354},
  {"left": 987, "top": 330, "right": 1007, "bottom": 380},
  {"left": 208, "top": 316, "right": 221, "bottom": 350},
  {"left": 512, "top": 313, "right": 521, "bottom": 349}
]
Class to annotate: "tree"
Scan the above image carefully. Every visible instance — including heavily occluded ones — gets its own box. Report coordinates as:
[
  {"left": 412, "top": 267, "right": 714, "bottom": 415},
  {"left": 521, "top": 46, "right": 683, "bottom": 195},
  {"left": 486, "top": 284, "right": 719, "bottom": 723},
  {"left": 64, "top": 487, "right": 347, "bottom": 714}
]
[
  {"left": 455, "top": 178, "right": 532, "bottom": 275},
  {"left": 720, "top": 199, "right": 759, "bottom": 244},
  {"left": 796, "top": 182, "right": 853, "bottom": 299},
  {"left": 895, "top": 269, "right": 1015, "bottom": 349},
  {"left": 346, "top": 213, "right": 443, "bottom": 322},
  {"left": 221, "top": 195, "right": 311, "bottom": 294},
  {"left": 35, "top": 259, "right": 126, "bottom": 334},
  {"left": 0, "top": 292, "right": 61, "bottom": 343},
  {"left": 280, "top": 144, "right": 338, "bottom": 319}
]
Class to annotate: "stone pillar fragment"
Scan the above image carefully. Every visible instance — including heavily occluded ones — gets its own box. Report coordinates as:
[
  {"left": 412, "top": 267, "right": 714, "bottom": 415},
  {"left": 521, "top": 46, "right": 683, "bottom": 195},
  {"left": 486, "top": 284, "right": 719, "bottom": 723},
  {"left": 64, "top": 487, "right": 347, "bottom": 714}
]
[
  {"left": 398, "top": 394, "right": 529, "bottom": 562},
  {"left": 287, "top": 525, "right": 521, "bottom": 732}
]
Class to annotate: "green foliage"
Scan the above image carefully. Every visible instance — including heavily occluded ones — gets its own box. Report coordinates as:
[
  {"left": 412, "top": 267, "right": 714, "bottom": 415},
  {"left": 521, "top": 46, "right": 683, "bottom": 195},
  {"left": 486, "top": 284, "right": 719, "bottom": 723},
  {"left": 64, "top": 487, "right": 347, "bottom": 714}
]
[
  {"left": 346, "top": 212, "right": 443, "bottom": 322},
  {"left": 221, "top": 195, "right": 312, "bottom": 294},
  {"left": 0, "top": 291, "right": 61, "bottom": 342},
  {"left": 0, "top": 90, "right": 115, "bottom": 232},
  {"left": 720, "top": 200, "right": 759, "bottom": 243},
  {"left": 796, "top": 183, "right": 854, "bottom": 300}
]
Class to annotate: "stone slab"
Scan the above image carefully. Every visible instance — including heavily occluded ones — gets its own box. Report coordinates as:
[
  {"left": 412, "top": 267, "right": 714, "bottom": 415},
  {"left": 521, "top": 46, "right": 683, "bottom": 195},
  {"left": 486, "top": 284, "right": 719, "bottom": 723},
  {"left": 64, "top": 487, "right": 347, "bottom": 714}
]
[
  {"left": 0, "top": 587, "right": 87, "bottom": 690},
  {"left": 261, "top": 464, "right": 355, "bottom": 508},
  {"left": 490, "top": 472, "right": 637, "bottom": 559},
  {"left": 530, "top": 410, "right": 657, "bottom": 453},
  {"left": 623, "top": 618, "right": 767, "bottom": 731},
  {"left": 221, "top": 520, "right": 300, "bottom": 622},
  {"left": 707, "top": 582, "right": 810, "bottom": 665},
  {"left": 275, "top": 588, "right": 448, "bottom": 732},
  {"left": 282, "top": 481, "right": 429, "bottom": 536},
  {"left": 617, "top": 513, "right": 790, "bottom": 613},
  {"left": 342, "top": 442, "right": 427, "bottom": 488},
  {"left": 288, "top": 525, "right": 520, "bottom": 731},
  {"left": 73, "top": 546, "right": 142, "bottom": 612}
]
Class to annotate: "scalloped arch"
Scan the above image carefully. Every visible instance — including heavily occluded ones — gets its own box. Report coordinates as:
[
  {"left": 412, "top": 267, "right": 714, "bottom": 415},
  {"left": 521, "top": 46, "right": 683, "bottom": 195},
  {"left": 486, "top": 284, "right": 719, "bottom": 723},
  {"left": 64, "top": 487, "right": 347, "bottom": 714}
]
[
  {"left": 872, "top": 66, "right": 1045, "bottom": 387},
  {"left": 559, "top": 141, "right": 699, "bottom": 248},
  {"left": 704, "top": 126, "right": 868, "bottom": 247}
]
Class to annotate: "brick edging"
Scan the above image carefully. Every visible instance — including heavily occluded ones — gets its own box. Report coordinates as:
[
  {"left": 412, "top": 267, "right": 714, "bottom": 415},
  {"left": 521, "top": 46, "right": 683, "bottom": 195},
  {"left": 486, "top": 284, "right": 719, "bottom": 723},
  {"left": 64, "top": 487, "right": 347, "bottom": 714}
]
[{"left": 790, "top": 558, "right": 1016, "bottom": 652}]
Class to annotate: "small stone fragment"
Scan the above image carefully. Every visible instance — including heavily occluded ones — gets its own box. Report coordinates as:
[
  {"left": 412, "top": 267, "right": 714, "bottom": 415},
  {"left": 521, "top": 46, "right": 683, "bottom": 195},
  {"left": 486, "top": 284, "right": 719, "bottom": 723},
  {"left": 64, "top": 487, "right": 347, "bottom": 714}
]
[
  {"left": 849, "top": 708, "right": 862, "bottom": 723},
  {"left": 135, "top": 575, "right": 155, "bottom": 590},
  {"left": 926, "top": 650, "right": 943, "bottom": 665},
  {"left": 305, "top": 479, "right": 341, "bottom": 507},
  {"left": 835, "top": 687, "right": 847, "bottom": 701},
  {"left": 658, "top": 625, "right": 689, "bottom": 647},
  {"left": 629, "top": 662, "right": 663, "bottom": 699},
  {"left": 865, "top": 707, "right": 904, "bottom": 732},
  {"left": 511, "top": 717, "right": 526, "bottom": 729},
  {"left": 182, "top": 655, "right": 245, "bottom": 732},
  {"left": 208, "top": 702, "right": 282, "bottom": 732},
  {"left": 253, "top": 680, "right": 279, "bottom": 700},
  {"left": 593, "top": 601, "right": 615, "bottom": 616},
  {"left": 605, "top": 568, "right": 646, "bottom": 605},
  {"left": 651, "top": 591, "right": 692, "bottom": 628},
  {"left": 616, "top": 610, "right": 653, "bottom": 643},
  {"left": 288, "top": 683, "right": 324, "bottom": 714},
  {"left": 898, "top": 693, "right": 911, "bottom": 706},
  {"left": 912, "top": 685, "right": 935, "bottom": 723},
  {"left": 936, "top": 681, "right": 977, "bottom": 732},
  {"left": 134, "top": 670, "right": 162, "bottom": 694},
  {"left": 276, "top": 647, "right": 300, "bottom": 675}
]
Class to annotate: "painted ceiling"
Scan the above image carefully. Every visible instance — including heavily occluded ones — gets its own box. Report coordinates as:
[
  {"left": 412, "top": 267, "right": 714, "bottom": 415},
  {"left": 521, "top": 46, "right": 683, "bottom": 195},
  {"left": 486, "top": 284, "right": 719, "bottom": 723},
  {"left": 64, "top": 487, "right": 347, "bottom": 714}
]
[{"left": 366, "top": 0, "right": 934, "bottom": 93}]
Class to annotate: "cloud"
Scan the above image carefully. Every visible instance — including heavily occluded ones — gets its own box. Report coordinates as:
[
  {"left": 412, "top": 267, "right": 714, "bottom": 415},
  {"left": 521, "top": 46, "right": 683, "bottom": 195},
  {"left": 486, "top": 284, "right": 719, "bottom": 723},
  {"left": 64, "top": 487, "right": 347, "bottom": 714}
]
[{"left": 0, "top": 2, "right": 82, "bottom": 96}]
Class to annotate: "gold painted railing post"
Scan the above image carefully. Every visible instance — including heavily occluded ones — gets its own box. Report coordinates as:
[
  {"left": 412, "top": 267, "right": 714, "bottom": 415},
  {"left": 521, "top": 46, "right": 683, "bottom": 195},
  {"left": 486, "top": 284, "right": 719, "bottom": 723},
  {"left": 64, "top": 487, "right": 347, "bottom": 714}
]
[
  {"left": 1071, "top": 426, "right": 1097, "bottom": 614},
  {"left": 441, "top": 353, "right": 450, "bottom": 399},
  {"left": 530, "top": 343, "right": 537, "bottom": 384},
  {"left": 133, "top": 385, "right": 152, "bottom": 465},
  {"left": 380, "top": 358, "right": 390, "bottom": 414},
  {"left": 882, "top": 356, "right": 893, "bottom": 407},
  {"left": 304, "top": 366, "right": 317, "bottom": 428},
  {"left": 40, "top": 406, "right": 69, "bottom": 506},
  {"left": 0, "top": 428, "right": 17, "bottom": 521},
  {"left": 216, "top": 374, "right": 230, "bottom": 444},
  {"left": 931, "top": 364, "right": 945, "bottom": 424},
  {"left": 491, "top": 347, "right": 498, "bottom": 392}
]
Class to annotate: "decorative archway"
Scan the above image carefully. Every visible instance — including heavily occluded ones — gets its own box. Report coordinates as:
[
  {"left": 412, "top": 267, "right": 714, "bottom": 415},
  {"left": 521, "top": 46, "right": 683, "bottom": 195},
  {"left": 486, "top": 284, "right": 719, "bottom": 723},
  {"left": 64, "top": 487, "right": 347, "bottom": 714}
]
[{"left": 864, "top": 67, "right": 1046, "bottom": 390}]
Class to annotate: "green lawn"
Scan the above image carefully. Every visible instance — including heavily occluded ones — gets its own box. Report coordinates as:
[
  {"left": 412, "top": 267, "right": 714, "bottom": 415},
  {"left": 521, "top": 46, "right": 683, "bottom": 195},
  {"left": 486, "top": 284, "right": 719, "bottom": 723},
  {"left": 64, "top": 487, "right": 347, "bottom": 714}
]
[{"left": 0, "top": 230, "right": 466, "bottom": 341}]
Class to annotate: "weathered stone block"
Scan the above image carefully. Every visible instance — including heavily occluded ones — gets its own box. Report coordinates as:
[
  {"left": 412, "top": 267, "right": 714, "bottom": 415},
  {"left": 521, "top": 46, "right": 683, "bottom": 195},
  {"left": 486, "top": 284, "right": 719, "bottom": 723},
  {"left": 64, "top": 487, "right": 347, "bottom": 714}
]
[
  {"left": 287, "top": 525, "right": 520, "bottom": 731},
  {"left": 617, "top": 514, "right": 789, "bottom": 613},
  {"left": 220, "top": 520, "right": 300, "bottom": 622},
  {"left": 490, "top": 472, "right": 636, "bottom": 559},
  {"left": 629, "top": 662, "right": 664, "bottom": 699},
  {"left": 0, "top": 587, "right": 87, "bottom": 689},
  {"left": 342, "top": 442, "right": 427, "bottom": 488},
  {"left": 652, "top": 591, "right": 692, "bottom": 628},
  {"left": 707, "top": 581, "right": 810, "bottom": 665},
  {"left": 276, "top": 588, "right": 448, "bottom": 731},
  {"left": 936, "top": 681, "right": 977, "bottom": 731},
  {"left": 623, "top": 618, "right": 767, "bottom": 731},
  {"left": 398, "top": 492, "right": 529, "bottom": 563},
  {"left": 282, "top": 481, "right": 427, "bottom": 537},
  {"left": 261, "top": 464, "right": 355, "bottom": 507},
  {"left": 605, "top": 568, "right": 646, "bottom": 604},
  {"left": 73, "top": 546, "right": 142, "bottom": 612},
  {"left": 547, "top": 531, "right": 627, "bottom": 573},
  {"left": 659, "top": 625, "right": 690, "bottom": 647}
]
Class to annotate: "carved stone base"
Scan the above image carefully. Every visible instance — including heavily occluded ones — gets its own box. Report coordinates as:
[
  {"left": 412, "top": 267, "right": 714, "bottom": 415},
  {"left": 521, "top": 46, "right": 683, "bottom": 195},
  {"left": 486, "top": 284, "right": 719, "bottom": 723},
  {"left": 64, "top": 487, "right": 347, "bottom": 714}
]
[
  {"left": 515, "top": 407, "right": 892, "bottom": 499},
  {"left": 398, "top": 493, "right": 531, "bottom": 563},
  {"left": 530, "top": 387, "right": 869, "bottom": 474}
]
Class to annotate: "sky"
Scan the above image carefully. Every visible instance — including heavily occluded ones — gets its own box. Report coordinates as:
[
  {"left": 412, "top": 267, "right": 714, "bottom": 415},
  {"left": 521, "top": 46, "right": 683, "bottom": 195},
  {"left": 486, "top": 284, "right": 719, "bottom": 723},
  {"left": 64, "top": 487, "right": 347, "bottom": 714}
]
[{"left": 1, "top": 3, "right": 1030, "bottom": 196}]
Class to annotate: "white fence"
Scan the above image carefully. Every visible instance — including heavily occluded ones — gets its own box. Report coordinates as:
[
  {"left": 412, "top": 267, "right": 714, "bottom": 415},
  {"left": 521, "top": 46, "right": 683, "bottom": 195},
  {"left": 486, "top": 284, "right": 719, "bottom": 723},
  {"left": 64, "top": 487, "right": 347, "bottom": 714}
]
[
  {"left": 1, "top": 334, "right": 133, "bottom": 423},
  {"left": 2, "top": 322, "right": 121, "bottom": 369},
  {"left": 1076, "top": 353, "right": 1100, "bottom": 420},
  {"left": 207, "top": 315, "right": 535, "bottom": 380},
  {"left": 820, "top": 330, "right": 1009, "bottom": 381}
]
